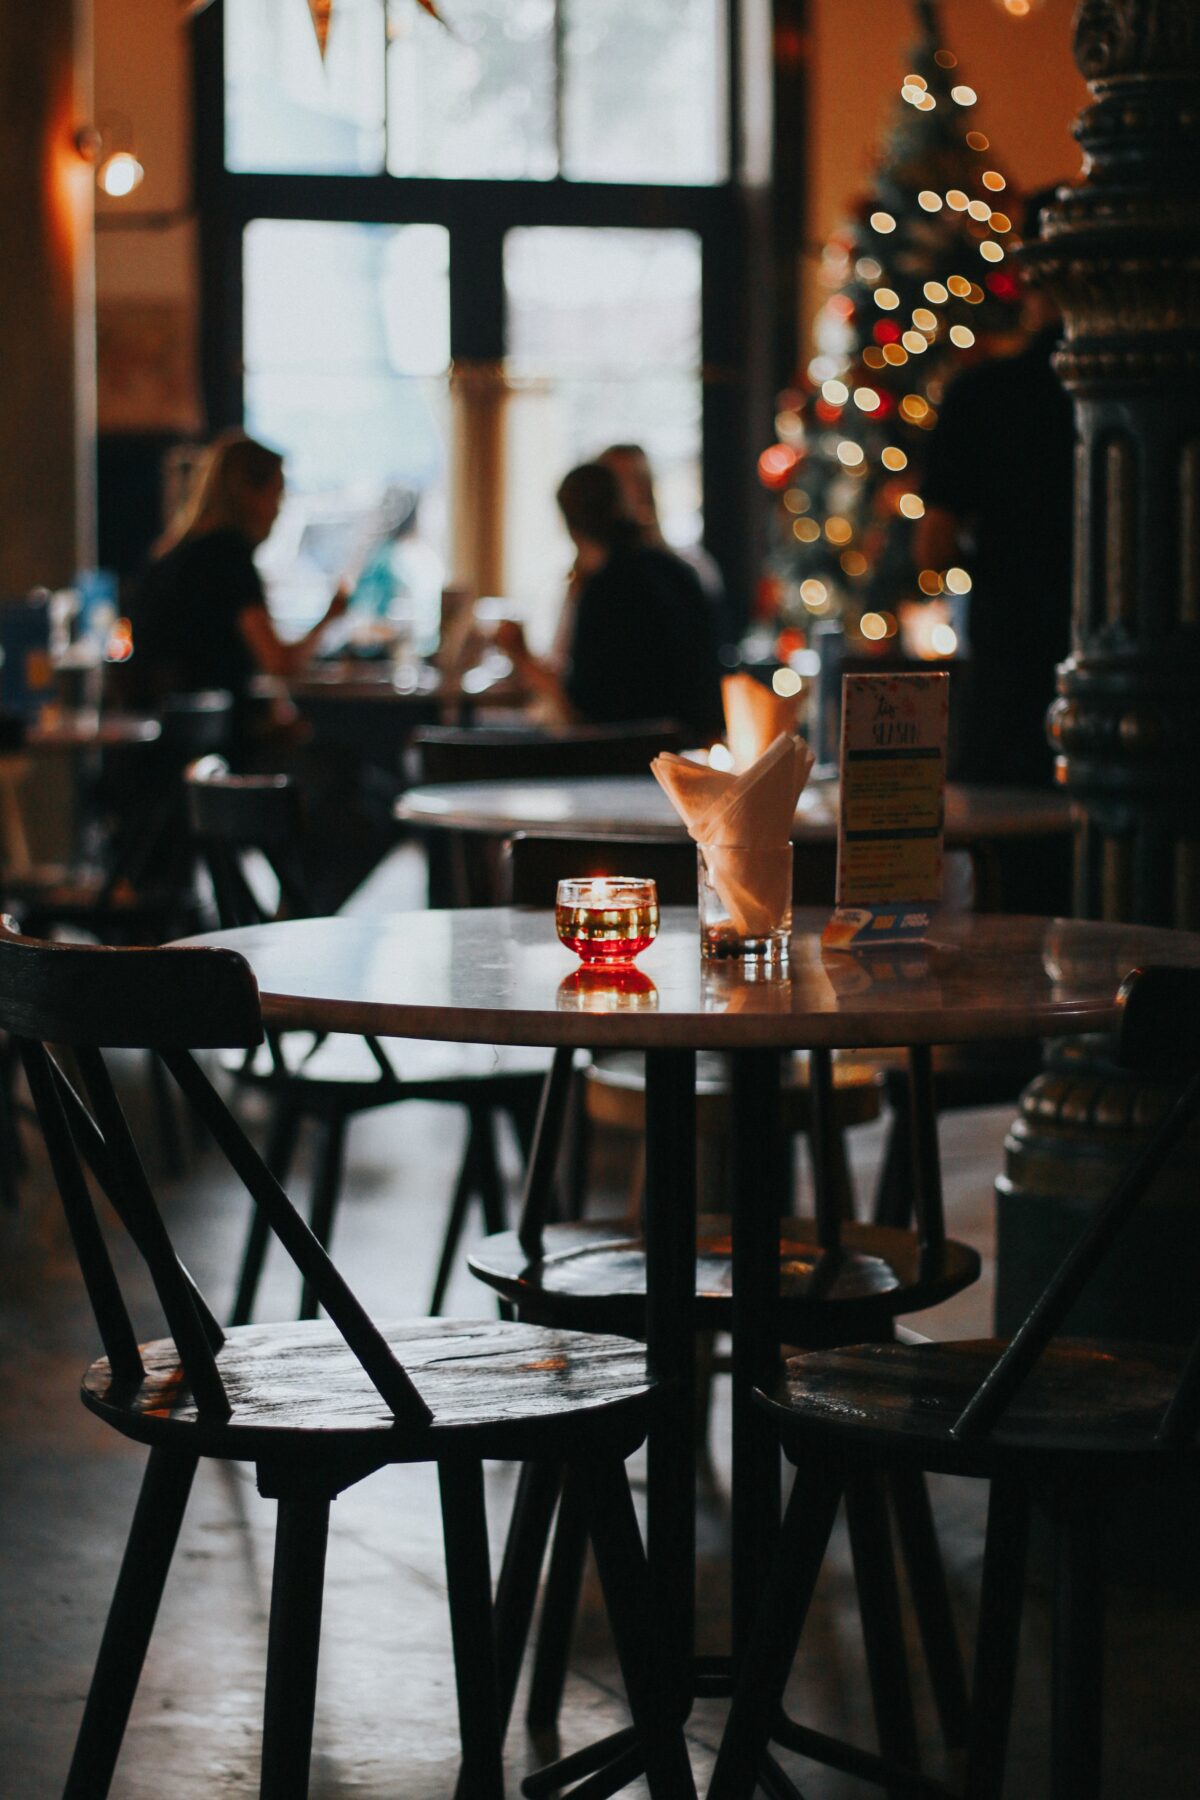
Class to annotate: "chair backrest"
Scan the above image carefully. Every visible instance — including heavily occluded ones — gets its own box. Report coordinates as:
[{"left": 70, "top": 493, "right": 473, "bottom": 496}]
[
  {"left": 952, "top": 962, "right": 1200, "bottom": 1445},
  {"left": 185, "top": 760, "right": 311, "bottom": 927},
  {"left": 411, "top": 719, "right": 687, "bottom": 785},
  {"left": 1, "top": 918, "right": 431, "bottom": 1428}
]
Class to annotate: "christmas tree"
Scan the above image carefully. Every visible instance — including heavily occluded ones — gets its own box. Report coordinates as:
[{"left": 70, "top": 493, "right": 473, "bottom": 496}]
[{"left": 759, "top": 0, "right": 1022, "bottom": 651}]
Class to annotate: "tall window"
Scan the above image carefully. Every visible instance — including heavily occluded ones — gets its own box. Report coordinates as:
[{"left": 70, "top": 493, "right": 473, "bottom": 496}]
[{"left": 196, "top": 0, "right": 761, "bottom": 635}]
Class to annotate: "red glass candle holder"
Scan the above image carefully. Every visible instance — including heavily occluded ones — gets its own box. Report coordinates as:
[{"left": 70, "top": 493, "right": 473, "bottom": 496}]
[{"left": 555, "top": 877, "right": 659, "bottom": 965}]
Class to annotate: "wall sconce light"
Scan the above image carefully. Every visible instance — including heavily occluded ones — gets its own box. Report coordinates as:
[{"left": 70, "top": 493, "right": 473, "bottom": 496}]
[{"left": 75, "top": 117, "right": 145, "bottom": 198}]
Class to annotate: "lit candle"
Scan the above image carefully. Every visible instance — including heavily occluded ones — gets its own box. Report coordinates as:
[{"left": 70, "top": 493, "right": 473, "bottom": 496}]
[{"left": 555, "top": 877, "right": 659, "bottom": 965}]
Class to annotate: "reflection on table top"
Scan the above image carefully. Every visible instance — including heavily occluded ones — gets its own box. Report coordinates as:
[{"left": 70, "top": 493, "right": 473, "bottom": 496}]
[
  {"left": 397, "top": 774, "right": 1074, "bottom": 845},
  {"left": 290, "top": 662, "right": 525, "bottom": 708},
  {"left": 25, "top": 711, "right": 162, "bottom": 750},
  {"left": 181, "top": 906, "right": 1196, "bottom": 1052}
]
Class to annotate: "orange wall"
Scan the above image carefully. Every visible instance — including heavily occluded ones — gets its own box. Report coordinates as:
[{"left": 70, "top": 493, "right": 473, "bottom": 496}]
[{"left": 803, "top": 0, "right": 1089, "bottom": 335}]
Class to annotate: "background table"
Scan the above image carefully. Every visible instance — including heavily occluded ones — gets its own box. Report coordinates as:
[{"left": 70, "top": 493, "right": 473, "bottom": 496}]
[{"left": 186, "top": 906, "right": 1200, "bottom": 1741}]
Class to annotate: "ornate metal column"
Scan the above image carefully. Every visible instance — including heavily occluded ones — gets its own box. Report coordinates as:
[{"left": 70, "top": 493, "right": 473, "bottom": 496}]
[{"left": 996, "top": 1, "right": 1200, "bottom": 1340}]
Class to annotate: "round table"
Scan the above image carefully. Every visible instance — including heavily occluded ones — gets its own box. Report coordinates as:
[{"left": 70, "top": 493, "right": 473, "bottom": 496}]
[
  {"left": 397, "top": 773, "right": 1073, "bottom": 847},
  {"left": 184, "top": 906, "right": 1200, "bottom": 1738}
]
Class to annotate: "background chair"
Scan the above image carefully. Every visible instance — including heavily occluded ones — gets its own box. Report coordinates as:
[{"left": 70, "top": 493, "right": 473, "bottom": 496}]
[
  {"left": 186, "top": 760, "right": 550, "bottom": 1320},
  {"left": 709, "top": 962, "right": 1200, "bottom": 1800},
  {"left": 6, "top": 921, "right": 693, "bottom": 1800}
]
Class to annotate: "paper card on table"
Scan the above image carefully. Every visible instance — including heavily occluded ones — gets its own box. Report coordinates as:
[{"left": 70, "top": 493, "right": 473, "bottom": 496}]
[{"left": 823, "top": 671, "right": 948, "bottom": 951}]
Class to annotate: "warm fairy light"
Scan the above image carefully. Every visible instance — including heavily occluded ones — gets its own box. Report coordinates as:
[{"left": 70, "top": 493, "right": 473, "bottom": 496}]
[
  {"left": 982, "top": 170, "right": 1006, "bottom": 192},
  {"left": 882, "top": 343, "right": 908, "bottom": 366},
  {"left": 821, "top": 378, "right": 849, "bottom": 405},
  {"left": 775, "top": 408, "right": 803, "bottom": 439},
  {"left": 1003, "top": 0, "right": 1033, "bottom": 15},
  {"left": 836, "top": 440, "right": 865, "bottom": 468},
  {"left": 783, "top": 489, "right": 810, "bottom": 515},
  {"left": 800, "top": 578, "right": 829, "bottom": 610},
  {"left": 825, "top": 515, "right": 854, "bottom": 542},
  {"left": 966, "top": 282, "right": 985, "bottom": 302},
  {"left": 947, "top": 274, "right": 972, "bottom": 297},
  {"left": 924, "top": 280, "right": 949, "bottom": 304},
  {"left": 758, "top": 444, "right": 798, "bottom": 487},
  {"left": 874, "top": 287, "right": 899, "bottom": 310},
  {"left": 862, "top": 345, "right": 886, "bottom": 370},
  {"left": 904, "top": 73, "right": 927, "bottom": 90},
  {"left": 708, "top": 741, "right": 735, "bottom": 770},
  {"left": 918, "top": 568, "right": 944, "bottom": 595},
  {"left": 860, "top": 612, "right": 887, "bottom": 641},
  {"left": 966, "top": 130, "right": 990, "bottom": 151},
  {"left": 951, "top": 85, "right": 977, "bottom": 106},
  {"left": 990, "top": 211, "right": 1012, "bottom": 233},
  {"left": 793, "top": 517, "right": 820, "bottom": 542},
  {"left": 949, "top": 324, "right": 975, "bottom": 348},
  {"left": 98, "top": 151, "right": 144, "bottom": 197},
  {"left": 902, "top": 330, "right": 928, "bottom": 354},
  {"left": 946, "top": 189, "right": 969, "bottom": 212},
  {"left": 915, "top": 93, "right": 936, "bottom": 111},
  {"left": 931, "top": 623, "right": 958, "bottom": 655},
  {"left": 852, "top": 387, "right": 880, "bottom": 411},
  {"left": 967, "top": 199, "right": 992, "bottom": 222},
  {"left": 841, "top": 550, "right": 868, "bottom": 576},
  {"left": 934, "top": 48, "right": 957, "bottom": 67},
  {"left": 912, "top": 307, "right": 937, "bottom": 332},
  {"left": 772, "top": 667, "right": 803, "bottom": 698},
  {"left": 870, "top": 211, "right": 896, "bottom": 234},
  {"left": 900, "top": 395, "right": 929, "bottom": 422},
  {"left": 881, "top": 446, "right": 908, "bottom": 471},
  {"left": 918, "top": 190, "right": 943, "bottom": 213},
  {"left": 901, "top": 83, "right": 925, "bottom": 105},
  {"left": 856, "top": 256, "right": 882, "bottom": 280},
  {"left": 945, "top": 566, "right": 973, "bottom": 594},
  {"left": 808, "top": 354, "right": 839, "bottom": 383},
  {"left": 898, "top": 493, "right": 926, "bottom": 519},
  {"left": 980, "top": 240, "right": 1004, "bottom": 262}
]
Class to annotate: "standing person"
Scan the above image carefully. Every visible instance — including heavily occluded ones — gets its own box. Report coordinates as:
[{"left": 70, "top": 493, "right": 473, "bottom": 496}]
[
  {"left": 500, "top": 461, "right": 724, "bottom": 743},
  {"left": 127, "top": 431, "right": 348, "bottom": 754},
  {"left": 915, "top": 189, "right": 1075, "bottom": 791}
]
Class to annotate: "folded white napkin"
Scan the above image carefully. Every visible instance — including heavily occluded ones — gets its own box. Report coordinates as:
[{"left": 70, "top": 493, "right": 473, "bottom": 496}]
[
  {"left": 721, "top": 672, "right": 802, "bottom": 773},
  {"left": 652, "top": 732, "right": 815, "bottom": 936}
]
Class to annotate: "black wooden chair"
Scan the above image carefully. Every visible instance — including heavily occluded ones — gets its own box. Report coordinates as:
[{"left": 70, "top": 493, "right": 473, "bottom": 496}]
[
  {"left": 5, "top": 919, "right": 695, "bottom": 1800},
  {"left": 709, "top": 962, "right": 1200, "bottom": 1800},
  {"left": 409, "top": 720, "right": 688, "bottom": 908},
  {"left": 185, "top": 760, "right": 550, "bottom": 1321},
  {"left": 467, "top": 831, "right": 982, "bottom": 1756}
]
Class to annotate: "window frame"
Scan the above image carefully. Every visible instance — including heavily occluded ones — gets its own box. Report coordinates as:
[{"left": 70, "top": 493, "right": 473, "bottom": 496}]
[{"left": 191, "top": 0, "right": 796, "bottom": 630}]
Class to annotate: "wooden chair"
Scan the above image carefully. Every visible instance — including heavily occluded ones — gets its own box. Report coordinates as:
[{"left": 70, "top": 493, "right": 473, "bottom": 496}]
[
  {"left": 409, "top": 721, "right": 688, "bottom": 907},
  {"left": 468, "top": 832, "right": 981, "bottom": 1753},
  {"left": 4, "top": 919, "right": 695, "bottom": 1800},
  {"left": 709, "top": 962, "right": 1200, "bottom": 1800},
  {"left": 185, "top": 760, "right": 551, "bottom": 1321}
]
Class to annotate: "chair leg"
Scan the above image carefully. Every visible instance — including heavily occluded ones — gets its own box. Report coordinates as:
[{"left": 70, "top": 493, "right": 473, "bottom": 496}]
[
  {"left": 708, "top": 1455, "right": 844, "bottom": 1800},
  {"left": 872, "top": 1095, "right": 913, "bottom": 1230},
  {"left": 579, "top": 1452, "right": 698, "bottom": 1800},
  {"left": 963, "top": 1472, "right": 1031, "bottom": 1800},
  {"left": 229, "top": 1098, "right": 301, "bottom": 1327},
  {"left": 260, "top": 1492, "right": 331, "bottom": 1800},
  {"left": 430, "top": 1112, "right": 485, "bottom": 1315},
  {"left": 63, "top": 1449, "right": 198, "bottom": 1800},
  {"left": 1051, "top": 1488, "right": 1106, "bottom": 1800},
  {"left": 845, "top": 1471, "right": 921, "bottom": 1790},
  {"left": 476, "top": 1108, "right": 508, "bottom": 1238},
  {"left": 439, "top": 1455, "right": 506, "bottom": 1800},
  {"left": 888, "top": 1466, "right": 970, "bottom": 1748},
  {"left": 526, "top": 1469, "right": 590, "bottom": 1736},
  {"left": 300, "top": 1113, "right": 348, "bottom": 1320}
]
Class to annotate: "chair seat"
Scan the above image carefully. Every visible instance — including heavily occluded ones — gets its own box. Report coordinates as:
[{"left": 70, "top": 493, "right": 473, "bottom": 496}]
[
  {"left": 221, "top": 1034, "right": 552, "bottom": 1097},
  {"left": 81, "top": 1317, "right": 651, "bottom": 1461},
  {"left": 584, "top": 1049, "right": 884, "bottom": 1135},
  {"left": 764, "top": 1336, "right": 1196, "bottom": 1472},
  {"left": 469, "top": 1216, "right": 979, "bottom": 1338}
]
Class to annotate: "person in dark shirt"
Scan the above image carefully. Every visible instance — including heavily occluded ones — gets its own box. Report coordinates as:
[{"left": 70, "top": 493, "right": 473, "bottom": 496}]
[
  {"left": 128, "top": 431, "right": 347, "bottom": 748},
  {"left": 501, "top": 461, "right": 724, "bottom": 743},
  {"left": 917, "top": 192, "right": 1075, "bottom": 789}
]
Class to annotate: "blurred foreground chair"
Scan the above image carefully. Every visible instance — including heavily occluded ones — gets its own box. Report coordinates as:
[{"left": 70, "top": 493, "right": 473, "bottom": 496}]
[
  {"left": 5, "top": 921, "right": 693, "bottom": 1800},
  {"left": 467, "top": 830, "right": 980, "bottom": 1752},
  {"left": 710, "top": 963, "right": 1200, "bottom": 1800},
  {"left": 186, "top": 760, "right": 549, "bottom": 1320}
]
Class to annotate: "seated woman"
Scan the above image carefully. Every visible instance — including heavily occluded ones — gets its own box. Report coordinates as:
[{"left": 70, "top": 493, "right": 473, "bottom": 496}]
[
  {"left": 503, "top": 461, "right": 724, "bottom": 744},
  {"left": 127, "top": 431, "right": 347, "bottom": 754}
]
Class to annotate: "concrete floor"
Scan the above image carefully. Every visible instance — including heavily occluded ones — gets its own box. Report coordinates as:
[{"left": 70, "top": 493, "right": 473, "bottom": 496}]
[{"left": 3, "top": 850, "right": 1200, "bottom": 1798}]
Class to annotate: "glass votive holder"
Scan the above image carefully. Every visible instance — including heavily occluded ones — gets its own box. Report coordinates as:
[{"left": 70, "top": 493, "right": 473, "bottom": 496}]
[
  {"left": 555, "top": 877, "right": 660, "bottom": 965},
  {"left": 697, "top": 844, "right": 792, "bottom": 963}
]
